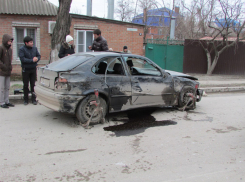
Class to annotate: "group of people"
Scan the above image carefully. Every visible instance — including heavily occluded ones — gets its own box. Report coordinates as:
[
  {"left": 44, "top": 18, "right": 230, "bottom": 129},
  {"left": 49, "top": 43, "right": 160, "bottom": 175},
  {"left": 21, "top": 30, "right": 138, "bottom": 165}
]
[
  {"left": 58, "top": 29, "right": 131, "bottom": 58},
  {"left": 58, "top": 29, "right": 109, "bottom": 58},
  {"left": 0, "top": 28, "right": 131, "bottom": 109},
  {"left": 0, "top": 34, "right": 40, "bottom": 108}
]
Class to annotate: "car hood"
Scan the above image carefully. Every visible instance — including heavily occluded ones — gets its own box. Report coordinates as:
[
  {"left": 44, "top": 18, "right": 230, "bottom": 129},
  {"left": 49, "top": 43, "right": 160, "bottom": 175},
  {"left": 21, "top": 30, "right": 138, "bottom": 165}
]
[{"left": 164, "top": 70, "right": 198, "bottom": 80}]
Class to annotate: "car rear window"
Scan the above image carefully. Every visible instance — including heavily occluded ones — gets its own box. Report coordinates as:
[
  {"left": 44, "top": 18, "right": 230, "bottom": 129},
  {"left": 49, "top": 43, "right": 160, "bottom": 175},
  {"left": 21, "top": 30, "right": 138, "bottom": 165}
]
[{"left": 46, "top": 54, "right": 94, "bottom": 71}]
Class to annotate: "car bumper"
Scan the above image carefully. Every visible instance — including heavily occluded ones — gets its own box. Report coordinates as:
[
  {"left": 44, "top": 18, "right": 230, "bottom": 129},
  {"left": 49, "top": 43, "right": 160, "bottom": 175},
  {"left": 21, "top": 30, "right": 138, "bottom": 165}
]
[
  {"left": 196, "top": 89, "right": 203, "bottom": 102},
  {"left": 35, "top": 85, "right": 85, "bottom": 114}
]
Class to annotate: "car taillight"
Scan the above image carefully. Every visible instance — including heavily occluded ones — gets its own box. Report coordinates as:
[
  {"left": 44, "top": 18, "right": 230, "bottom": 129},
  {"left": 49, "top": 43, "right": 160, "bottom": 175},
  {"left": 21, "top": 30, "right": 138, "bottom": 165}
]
[
  {"left": 55, "top": 77, "right": 69, "bottom": 90},
  {"left": 58, "top": 78, "right": 68, "bottom": 82},
  {"left": 195, "top": 84, "right": 199, "bottom": 89}
]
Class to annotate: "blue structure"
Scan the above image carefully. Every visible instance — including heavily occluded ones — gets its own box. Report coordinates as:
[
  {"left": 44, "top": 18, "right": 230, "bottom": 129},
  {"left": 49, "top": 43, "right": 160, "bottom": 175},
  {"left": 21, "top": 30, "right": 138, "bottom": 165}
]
[
  {"left": 132, "top": 7, "right": 180, "bottom": 27},
  {"left": 214, "top": 18, "right": 241, "bottom": 31}
]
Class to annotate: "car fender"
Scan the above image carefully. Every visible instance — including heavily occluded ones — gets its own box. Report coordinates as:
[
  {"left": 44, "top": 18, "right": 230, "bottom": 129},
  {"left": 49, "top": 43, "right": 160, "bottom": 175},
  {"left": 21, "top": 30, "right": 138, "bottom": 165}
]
[
  {"left": 173, "top": 77, "right": 197, "bottom": 93},
  {"left": 82, "top": 89, "right": 109, "bottom": 102}
]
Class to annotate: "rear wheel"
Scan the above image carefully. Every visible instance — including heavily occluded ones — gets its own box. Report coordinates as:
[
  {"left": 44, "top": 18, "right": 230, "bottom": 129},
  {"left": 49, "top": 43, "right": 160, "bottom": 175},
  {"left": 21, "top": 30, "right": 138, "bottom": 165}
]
[
  {"left": 178, "top": 86, "right": 196, "bottom": 109},
  {"left": 76, "top": 95, "right": 107, "bottom": 124}
]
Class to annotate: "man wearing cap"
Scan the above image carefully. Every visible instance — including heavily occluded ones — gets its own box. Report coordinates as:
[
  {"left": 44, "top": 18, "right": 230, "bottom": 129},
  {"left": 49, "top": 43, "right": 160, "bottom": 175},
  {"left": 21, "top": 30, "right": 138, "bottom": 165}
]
[
  {"left": 58, "top": 35, "right": 75, "bottom": 58},
  {"left": 19, "top": 36, "right": 41, "bottom": 105},
  {"left": 88, "top": 29, "right": 108, "bottom": 51},
  {"left": 122, "top": 46, "right": 131, "bottom": 53},
  {"left": 0, "top": 34, "right": 15, "bottom": 108}
]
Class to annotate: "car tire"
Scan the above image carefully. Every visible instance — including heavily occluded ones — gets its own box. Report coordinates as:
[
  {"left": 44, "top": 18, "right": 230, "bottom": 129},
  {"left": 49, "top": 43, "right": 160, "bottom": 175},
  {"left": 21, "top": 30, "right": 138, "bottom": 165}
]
[
  {"left": 178, "top": 86, "right": 196, "bottom": 109},
  {"left": 76, "top": 95, "right": 107, "bottom": 124}
]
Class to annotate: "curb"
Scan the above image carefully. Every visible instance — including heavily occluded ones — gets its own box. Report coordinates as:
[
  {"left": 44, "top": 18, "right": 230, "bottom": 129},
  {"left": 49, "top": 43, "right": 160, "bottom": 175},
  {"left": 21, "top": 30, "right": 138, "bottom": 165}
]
[
  {"left": 9, "top": 94, "right": 32, "bottom": 100},
  {"left": 201, "top": 86, "right": 245, "bottom": 93}
]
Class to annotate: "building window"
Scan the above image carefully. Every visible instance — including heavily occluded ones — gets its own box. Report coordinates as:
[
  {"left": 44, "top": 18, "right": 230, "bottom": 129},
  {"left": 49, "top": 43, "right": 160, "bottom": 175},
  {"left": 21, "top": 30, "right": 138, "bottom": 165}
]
[
  {"left": 16, "top": 28, "right": 36, "bottom": 57},
  {"left": 12, "top": 22, "right": 40, "bottom": 61},
  {"left": 77, "top": 30, "right": 93, "bottom": 52}
]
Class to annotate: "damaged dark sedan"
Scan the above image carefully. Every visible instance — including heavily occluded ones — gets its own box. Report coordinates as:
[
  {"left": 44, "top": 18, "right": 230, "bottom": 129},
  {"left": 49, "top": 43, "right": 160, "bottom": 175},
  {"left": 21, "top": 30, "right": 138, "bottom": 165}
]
[{"left": 35, "top": 52, "right": 203, "bottom": 124}]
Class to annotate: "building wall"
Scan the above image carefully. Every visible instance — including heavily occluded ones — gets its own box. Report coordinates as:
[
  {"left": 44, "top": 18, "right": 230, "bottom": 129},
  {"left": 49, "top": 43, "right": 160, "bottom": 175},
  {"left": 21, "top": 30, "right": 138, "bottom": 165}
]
[
  {"left": 0, "top": 14, "right": 144, "bottom": 76},
  {"left": 70, "top": 17, "right": 144, "bottom": 55},
  {"left": 0, "top": 14, "right": 56, "bottom": 75},
  {"left": 145, "top": 27, "right": 169, "bottom": 40}
]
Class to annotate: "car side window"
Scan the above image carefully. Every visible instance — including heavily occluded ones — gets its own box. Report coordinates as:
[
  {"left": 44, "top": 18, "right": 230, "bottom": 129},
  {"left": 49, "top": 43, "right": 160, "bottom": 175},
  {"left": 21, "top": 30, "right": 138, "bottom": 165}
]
[
  {"left": 125, "top": 57, "right": 161, "bottom": 76},
  {"left": 92, "top": 57, "right": 125, "bottom": 76},
  {"left": 92, "top": 58, "right": 109, "bottom": 74}
]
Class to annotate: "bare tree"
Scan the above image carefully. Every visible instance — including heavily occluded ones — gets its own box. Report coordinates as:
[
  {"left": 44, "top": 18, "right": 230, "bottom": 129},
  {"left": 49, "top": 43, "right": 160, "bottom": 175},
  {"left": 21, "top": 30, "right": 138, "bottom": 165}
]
[
  {"left": 180, "top": 0, "right": 215, "bottom": 39},
  {"left": 115, "top": 0, "right": 134, "bottom": 22},
  {"left": 50, "top": 0, "right": 72, "bottom": 63},
  {"left": 199, "top": 0, "right": 245, "bottom": 75}
]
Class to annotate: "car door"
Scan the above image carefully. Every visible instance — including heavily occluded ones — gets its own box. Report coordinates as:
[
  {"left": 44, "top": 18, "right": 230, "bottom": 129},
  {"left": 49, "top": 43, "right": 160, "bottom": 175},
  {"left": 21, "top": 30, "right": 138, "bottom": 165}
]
[
  {"left": 123, "top": 56, "right": 175, "bottom": 107},
  {"left": 101, "top": 57, "right": 132, "bottom": 112}
]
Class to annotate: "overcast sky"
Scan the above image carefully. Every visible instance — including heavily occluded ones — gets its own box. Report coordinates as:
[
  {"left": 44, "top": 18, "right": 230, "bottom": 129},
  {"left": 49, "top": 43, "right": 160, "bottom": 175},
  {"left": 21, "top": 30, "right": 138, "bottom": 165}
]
[
  {"left": 47, "top": 0, "right": 245, "bottom": 22},
  {"left": 48, "top": 0, "right": 108, "bottom": 18},
  {"left": 47, "top": 0, "right": 184, "bottom": 19}
]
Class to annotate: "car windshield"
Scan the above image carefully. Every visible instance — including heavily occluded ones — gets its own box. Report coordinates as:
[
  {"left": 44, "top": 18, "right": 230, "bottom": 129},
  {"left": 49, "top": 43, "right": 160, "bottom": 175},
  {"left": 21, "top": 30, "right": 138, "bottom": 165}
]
[{"left": 46, "top": 54, "right": 94, "bottom": 71}]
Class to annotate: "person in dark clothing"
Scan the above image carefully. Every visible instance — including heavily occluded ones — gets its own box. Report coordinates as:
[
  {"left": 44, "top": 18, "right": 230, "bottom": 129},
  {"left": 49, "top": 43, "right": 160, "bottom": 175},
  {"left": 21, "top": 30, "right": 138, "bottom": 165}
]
[
  {"left": 58, "top": 35, "right": 75, "bottom": 58},
  {"left": 122, "top": 46, "right": 131, "bottom": 53},
  {"left": 0, "top": 34, "right": 15, "bottom": 108},
  {"left": 88, "top": 29, "right": 108, "bottom": 51},
  {"left": 19, "top": 36, "right": 41, "bottom": 105}
]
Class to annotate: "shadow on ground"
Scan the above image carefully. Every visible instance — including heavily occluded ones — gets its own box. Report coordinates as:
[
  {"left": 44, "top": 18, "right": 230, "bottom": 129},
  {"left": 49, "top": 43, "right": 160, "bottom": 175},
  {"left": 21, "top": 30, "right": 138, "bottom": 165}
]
[{"left": 104, "top": 108, "right": 177, "bottom": 137}]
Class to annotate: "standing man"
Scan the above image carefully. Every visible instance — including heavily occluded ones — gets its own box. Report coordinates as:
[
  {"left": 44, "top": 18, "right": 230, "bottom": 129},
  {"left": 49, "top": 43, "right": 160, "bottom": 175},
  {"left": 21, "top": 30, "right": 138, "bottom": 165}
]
[
  {"left": 88, "top": 29, "right": 108, "bottom": 51},
  {"left": 19, "top": 36, "right": 41, "bottom": 105},
  {"left": 122, "top": 46, "right": 131, "bottom": 53},
  {"left": 0, "top": 34, "right": 14, "bottom": 108}
]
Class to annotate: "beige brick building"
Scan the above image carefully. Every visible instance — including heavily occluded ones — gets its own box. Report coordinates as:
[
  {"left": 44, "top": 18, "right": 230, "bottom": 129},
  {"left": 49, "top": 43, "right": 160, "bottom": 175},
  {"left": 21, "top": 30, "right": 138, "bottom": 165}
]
[{"left": 0, "top": 0, "right": 144, "bottom": 76}]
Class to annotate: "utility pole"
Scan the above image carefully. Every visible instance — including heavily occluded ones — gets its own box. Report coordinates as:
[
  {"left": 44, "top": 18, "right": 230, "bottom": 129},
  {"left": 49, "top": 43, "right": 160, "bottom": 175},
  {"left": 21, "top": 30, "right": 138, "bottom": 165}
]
[
  {"left": 87, "top": 0, "right": 92, "bottom": 16},
  {"left": 170, "top": 0, "right": 175, "bottom": 39}
]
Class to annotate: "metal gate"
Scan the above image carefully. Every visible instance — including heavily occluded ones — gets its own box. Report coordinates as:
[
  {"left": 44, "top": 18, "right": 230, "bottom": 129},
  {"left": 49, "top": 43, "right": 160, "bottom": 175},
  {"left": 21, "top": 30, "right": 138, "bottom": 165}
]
[{"left": 145, "top": 38, "right": 184, "bottom": 72}]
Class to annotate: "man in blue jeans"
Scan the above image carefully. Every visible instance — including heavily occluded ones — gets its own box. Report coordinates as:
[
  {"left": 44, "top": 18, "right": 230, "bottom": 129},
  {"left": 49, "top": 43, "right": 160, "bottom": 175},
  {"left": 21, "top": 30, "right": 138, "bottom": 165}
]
[{"left": 19, "top": 36, "right": 41, "bottom": 105}]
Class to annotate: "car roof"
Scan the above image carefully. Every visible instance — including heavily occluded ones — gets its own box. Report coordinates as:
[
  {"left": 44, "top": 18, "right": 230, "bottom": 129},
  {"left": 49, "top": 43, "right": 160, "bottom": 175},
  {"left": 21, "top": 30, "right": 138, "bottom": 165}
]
[
  {"left": 75, "top": 51, "right": 121, "bottom": 56},
  {"left": 75, "top": 51, "right": 140, "bottom": 57}
]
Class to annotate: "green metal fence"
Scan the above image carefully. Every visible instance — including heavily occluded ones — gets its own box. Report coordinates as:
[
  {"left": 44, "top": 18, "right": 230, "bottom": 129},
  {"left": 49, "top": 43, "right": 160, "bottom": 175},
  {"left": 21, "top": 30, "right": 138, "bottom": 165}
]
[{"left": 145, "top": 38, "right": 184, "bottom": 72}]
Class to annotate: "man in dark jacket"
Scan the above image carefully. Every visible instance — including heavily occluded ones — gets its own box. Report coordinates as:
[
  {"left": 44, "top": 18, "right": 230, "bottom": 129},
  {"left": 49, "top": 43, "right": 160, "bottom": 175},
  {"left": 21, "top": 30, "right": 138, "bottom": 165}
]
[
  {"left": 0, "top": 34, "right": 15, "bottom": 108},
  {"left": 58, "top": 35, "right": 75, "bottom": 58},
  {"left": 88, "top": 29, "right": 108, "bottom": 51},
  {"left": 19, "top": 36, "right": 41, "bottom": 105}
]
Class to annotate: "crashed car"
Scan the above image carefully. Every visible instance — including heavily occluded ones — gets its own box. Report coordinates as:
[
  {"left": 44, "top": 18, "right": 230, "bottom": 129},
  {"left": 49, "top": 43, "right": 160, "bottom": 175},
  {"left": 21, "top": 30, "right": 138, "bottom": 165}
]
[{"left": 35, "top": 52, "right": 203, "bottom": 124}]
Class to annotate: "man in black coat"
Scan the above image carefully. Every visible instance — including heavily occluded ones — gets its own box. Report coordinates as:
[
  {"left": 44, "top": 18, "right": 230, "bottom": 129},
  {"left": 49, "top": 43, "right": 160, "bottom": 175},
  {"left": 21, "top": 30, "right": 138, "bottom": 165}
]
[
  {"left": 19, "top": 36, "right": 41, "bottom": 105},
  {"left": 0, "top": 34, "right": 15, "bottom": 108},
  {"left": 58, "top": 35, "right": 75, "bottom": 58},
  {"left": 88, "top": 29, "right": 108, "bottom": 51}
]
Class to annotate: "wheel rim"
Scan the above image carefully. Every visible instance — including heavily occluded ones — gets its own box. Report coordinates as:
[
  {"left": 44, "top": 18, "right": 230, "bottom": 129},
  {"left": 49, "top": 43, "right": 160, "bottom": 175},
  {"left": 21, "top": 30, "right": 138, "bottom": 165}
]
[
  {"left": 183, "top": 89, "right": 194, "bottom": 105},
  {"left": 85, "top": 100, "right": 99, "bottom": 120}
]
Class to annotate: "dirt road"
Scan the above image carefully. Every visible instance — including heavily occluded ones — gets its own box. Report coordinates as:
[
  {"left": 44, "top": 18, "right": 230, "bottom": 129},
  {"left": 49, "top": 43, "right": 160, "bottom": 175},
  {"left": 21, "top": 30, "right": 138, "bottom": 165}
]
[{"left": 0, "top": 93, "right": 245, "bottom": 181}]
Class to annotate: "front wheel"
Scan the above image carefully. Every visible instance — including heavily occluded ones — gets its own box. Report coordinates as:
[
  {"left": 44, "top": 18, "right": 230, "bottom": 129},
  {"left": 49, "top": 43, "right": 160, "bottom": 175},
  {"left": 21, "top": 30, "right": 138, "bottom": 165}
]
[
  {"left": 76, "top": 95, "right": 107, "bottom": 124},
  {"left": 178, "top": 86, "right": 196, "bottom": 109}
]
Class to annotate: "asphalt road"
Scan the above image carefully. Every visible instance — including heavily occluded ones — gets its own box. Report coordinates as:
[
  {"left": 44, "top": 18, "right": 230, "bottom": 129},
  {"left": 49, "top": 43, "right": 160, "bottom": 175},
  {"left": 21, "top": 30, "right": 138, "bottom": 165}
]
[{"left": 0, "top": 93, "right": 245, "bottom": 182}]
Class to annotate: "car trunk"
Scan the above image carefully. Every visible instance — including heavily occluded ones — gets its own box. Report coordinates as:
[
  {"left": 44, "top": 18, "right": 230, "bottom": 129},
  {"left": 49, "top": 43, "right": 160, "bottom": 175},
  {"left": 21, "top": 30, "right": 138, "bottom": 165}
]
[
  {"left": 37, "top": 67, "right": 59, "bottom": 90},
  {"left": 37, "top": 54, "right": 94, "bottom": 90}
]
